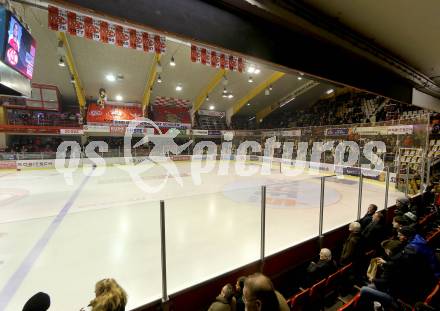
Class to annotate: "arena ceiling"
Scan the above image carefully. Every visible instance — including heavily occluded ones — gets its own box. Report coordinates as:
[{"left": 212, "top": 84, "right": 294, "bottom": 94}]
[
  {"left": 302, "top": 0, "right": 440, "bottom": 87},
  {"left": 10, "top": 1, "right": 337, "bottom": 119}
]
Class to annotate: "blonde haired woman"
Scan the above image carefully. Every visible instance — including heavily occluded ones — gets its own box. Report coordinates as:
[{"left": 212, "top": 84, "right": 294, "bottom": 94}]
[{"left": 81, "top": 278, "right": 127, "bottom": 311}]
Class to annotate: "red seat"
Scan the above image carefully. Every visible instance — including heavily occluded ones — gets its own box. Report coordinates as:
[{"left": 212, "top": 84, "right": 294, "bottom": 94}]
[
  {"left": 287, "top": 288, "right": 310, "bottom": 311},
  {"left": 309, "top": 279, "right": 326, "bottom": 310},
  {"left": 427, "top": 228, "right": 440, "bottom": 245},
  {"left": 424, "top": 282, "right": 440, "bottom": 306},
  {"left": 338, "top": 292, "right": 360, "bottom": 311},
  {"left": 324, "top": 270, "right": 342, "bottom": 298}
]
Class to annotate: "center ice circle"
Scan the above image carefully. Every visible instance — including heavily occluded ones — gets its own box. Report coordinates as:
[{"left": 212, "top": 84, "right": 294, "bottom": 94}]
[{"left": 223, "top": 178, "right": 341, "bottom": 209}]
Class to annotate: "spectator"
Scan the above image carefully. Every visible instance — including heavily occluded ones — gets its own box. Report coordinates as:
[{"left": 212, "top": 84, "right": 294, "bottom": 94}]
[
  {"left": 395, "top": 196, "right": 411, "bottom": 217},
  {"left": 398, "top": 226, "right": 440, "bottom": 278},
  {"left": 208, "top": 283, "right": 236, "bottom": 311},
  {"left": 359, "top": 239, "right": 435, "bottom": 309},
  {"left": 391, "top": 215, "right": 411, "bottom": 239},
  {"left": 242, "top": 273, "right": 289, "bottom": 311},
  {"left": 82, "top": 278, "right": 127, "bottom": 311},
  {"left": 362, "top": 211, "right": 386, "bottom": 251},
  {"left": 22, "top": 292, "right": 50, "bottom": 311},
  {"left": 235, "top": 276, "right": 246, "bottom": 311},
  {"left": 359, "top": 204, "right": 378, "bottom": 228},
  {"left": 306, "top": 248, "right": 337, "bottom": 286},
  {"left": 340, "top": 222, "right": 364, "bottom": 266}
]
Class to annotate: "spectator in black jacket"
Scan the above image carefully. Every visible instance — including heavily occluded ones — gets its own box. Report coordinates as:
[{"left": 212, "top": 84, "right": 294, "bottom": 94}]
[
  {"left": 340, "top": 221, "right": 364, "bottom": 266},
  {"left": 362, "top": 211, "right": 386, "bottom": 251},
  {"left": 358, "top": 239, "right": 436, "bottom": 309},
  {"left": 359, "top": 204, "right": 378, "bottom": 229},
  {"left": 235, "top": 276, "right": 246, "bottom": 311},
  {"left": 306, "top": 248, "right": 337, "bottom": 286}
]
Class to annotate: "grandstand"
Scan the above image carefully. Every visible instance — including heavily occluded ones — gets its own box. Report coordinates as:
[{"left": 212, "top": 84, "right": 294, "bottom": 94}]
[{"left": 0, "top": 1, "right": 440, "bottom": 311}]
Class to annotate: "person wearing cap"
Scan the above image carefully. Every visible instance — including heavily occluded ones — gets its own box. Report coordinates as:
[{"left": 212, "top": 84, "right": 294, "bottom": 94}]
[
  {"left": 358, "top": 239, "right": 435, "bottom": 309},
  {"left": 398, "top": 226, "right": 440, "bottom": 278},
  {"left": 395, "top": 196, "right": 410, "bottom": 216},
  {"left": 22, "top": 292, "right": 50, "bottom": 311}
]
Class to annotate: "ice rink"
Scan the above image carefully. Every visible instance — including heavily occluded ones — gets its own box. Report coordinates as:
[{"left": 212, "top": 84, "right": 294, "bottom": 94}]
[{"left": 0, "top": 160, "right": 402, "bottom": 310}]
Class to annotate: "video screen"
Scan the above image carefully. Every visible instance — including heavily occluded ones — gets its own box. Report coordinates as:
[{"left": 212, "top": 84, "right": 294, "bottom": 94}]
[{"left": 4, "top": 15, "right": 36, "bottom": 79}]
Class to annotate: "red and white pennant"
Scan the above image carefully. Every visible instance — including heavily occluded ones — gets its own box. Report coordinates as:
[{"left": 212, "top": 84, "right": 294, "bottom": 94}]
[
  {"left": 48, "top": 6, "right": 166, "bottom": 54},
  {"left": 191, "top": 44, "right": 244, "bottom": 72}
]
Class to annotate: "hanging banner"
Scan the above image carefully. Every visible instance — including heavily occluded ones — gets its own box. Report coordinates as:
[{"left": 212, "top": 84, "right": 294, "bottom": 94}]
[
  {"left": 48, "top": 6, "right": 166, "bottom": 54},
  {"left": 352, "top": 126, "right": 387, "bottom": 136},
  {"left": 191, "top": 44, "right": 244, "bottom": 72}
]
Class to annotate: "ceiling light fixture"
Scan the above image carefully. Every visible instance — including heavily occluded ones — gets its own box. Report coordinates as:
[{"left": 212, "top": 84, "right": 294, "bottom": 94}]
[
  {"left": 228, "top": 94, "right": 234, "bottom": 99},
  {"left": 176, "top": 84, "right": 183, "bottom": 91},
  {"left": 247, "top": 103, "right": 250, "bottom": 106},
  {"left": 116, "top": 95, "right": 123, "bottom": 101},
  {"left": 269, "top": 85, "right": 273, "bottom": 91},
  {"left": 58, "top": 57, "right": 66, "bottom": 67},
  {"left": 326, "top": 89, "right": 334, "bottom": 94},
  {"left": 254, "top": 68, "right": 261, "bottom": 74},
  {"left": 206, "top": 94, "right": 209, "bottom": 101},
  {"left": 223, "top": 87, "right": 227, "bottom": 94},
  {"left": 247, "top": 65, "right": 255, "bottom": 74},
  {"left": 106, "top": 74, "right": 116, "bottom": 82},
  {"left": 209, "top": 105, "right": 215, "bottom": 110},
  {"left": 170, "top": 56, "right": 176, "bottom": 67},
  {"left": 297, "top": 77, "right": 302, "bottom": 80},
  {"left": 157, "top": 75, "right": 162, "bottom": 83},
  {"left": 248, "top": 76, "right": 253, "bottom": 83}
]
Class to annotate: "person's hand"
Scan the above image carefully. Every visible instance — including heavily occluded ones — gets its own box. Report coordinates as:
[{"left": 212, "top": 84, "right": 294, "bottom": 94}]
[{"left": 377, "top": 258, "right": 386, "bottom": 265}]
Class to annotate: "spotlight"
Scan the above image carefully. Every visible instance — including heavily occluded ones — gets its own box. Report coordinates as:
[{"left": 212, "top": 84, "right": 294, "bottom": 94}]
[
  {"left": 228, "top": 94, "right": 234, "bottom": 99},
  {"left": 209, "top": 105, "right": 215, "bottom": 110},
  {"left": 223, "top": 87, "right": 227, "bottom": 94},
  {"left": 247, "top": 65, "right": 255, "bottom": 74},
  {"left": 170, "top": 56, "right": 176, "bottom": 67},
  {"left": 206, "top": 94, "right": 209, "bottom": 101},
  {"left": 269, "top": 85, "right": 273, "bottom": 91},
  {"left": 58, "top": 57, "right": 66, "bottom": 67},
  {"left": 176, "top": 84, "right": 183, "bottom": 91},
  {"left": 297, "top": 77, "right": 302, "bottom": 80},
  {"left": 157, "top": 75, "right": 162, "bottom": 83},
  {"left": 106, "top": 74, "right": 116, "bottom": 82},
  {"left": 326, "top": 89, "right": 334, "bottom": 94},
  {"left": 247, "top": 103, "right": 250, "bottom": 106},
  {"left": 248, "top": 77, "right": 253, "bottom": 83},
  {"left": 254, "top": 68, "right": 261, "bottom": 74},
  {"left": 116, "top": 95, "right": 123, "bottom": 101}
]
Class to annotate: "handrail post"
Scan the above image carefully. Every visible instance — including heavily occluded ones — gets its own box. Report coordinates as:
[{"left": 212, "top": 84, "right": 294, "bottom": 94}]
[
  {"left": 384, "top": 167, "right": 390, "bottom": 210},
  {"left": 160, "top": 200, "right": 169, "bottom": 303},
  {"left": 357, "top": 169, "right": 364, "bottom": 220},
  {"left": 405, "top": 166, "right": 409, "bottom": 197},
  {"left": 318, "top": 177, "right": 325, "bottom": 248},
  {"left": 260, "top": 185, "right": 266, "bottom": 271}
]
